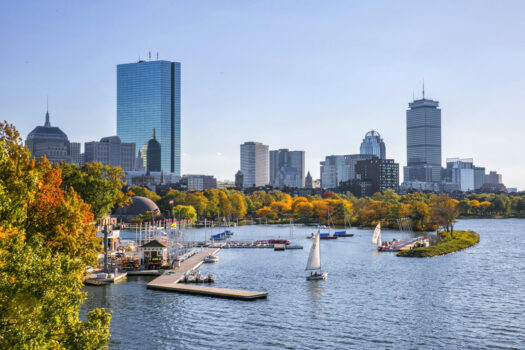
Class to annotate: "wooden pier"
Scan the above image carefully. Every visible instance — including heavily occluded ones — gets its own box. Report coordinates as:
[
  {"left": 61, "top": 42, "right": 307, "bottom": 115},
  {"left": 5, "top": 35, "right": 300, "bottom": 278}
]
[{"left": 147, "top": 247, "right": 267, "bottom": 300}]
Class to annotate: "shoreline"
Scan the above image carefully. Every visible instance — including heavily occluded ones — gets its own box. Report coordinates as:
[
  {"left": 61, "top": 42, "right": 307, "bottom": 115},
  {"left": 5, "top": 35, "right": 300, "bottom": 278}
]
[{"left": 397, "top": 230, "right": 480, "bottom": 258}]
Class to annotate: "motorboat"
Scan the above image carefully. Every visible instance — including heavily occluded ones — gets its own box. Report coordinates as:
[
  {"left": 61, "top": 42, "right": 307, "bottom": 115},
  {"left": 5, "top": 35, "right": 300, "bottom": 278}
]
[{"left": 204, "top": 254, "right": 219, "bottom": 263}]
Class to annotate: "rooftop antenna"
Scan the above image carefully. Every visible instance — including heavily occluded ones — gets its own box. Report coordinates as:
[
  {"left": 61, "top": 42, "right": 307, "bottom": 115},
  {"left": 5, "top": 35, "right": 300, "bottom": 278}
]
[
  {"left": 45, "top": 95, "right": 50, "bottom": 127},
  {"left": 149, "top": 51, "right": 151, "bottom": 61},
  {"left": 156, "top": 52, "right": 159, "bottom": 60},
  {"left": 422, "top": 79, "right": 425, "bottom": 99}
]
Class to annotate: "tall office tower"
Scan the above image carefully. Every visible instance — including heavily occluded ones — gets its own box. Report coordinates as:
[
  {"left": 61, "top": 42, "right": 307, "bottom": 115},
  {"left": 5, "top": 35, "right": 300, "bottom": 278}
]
[
  {"left": 474, "top": 166, "right": 485, "bottom": 190},
  {"left": 269, "top": 149, "right": 305, "bottom": 188},
  {"left": 117, "top": 59, "right": 181, "bottom": 175},
  {"left": 485, "top": 171, "right": 502, "bottom": 185},
  {"left": 70, "top": 142, "right": 81, "bottom": 165},
  {"left": 240, "top": 141, "right": 269, "bottom": 189},
  {"left": 403, "top": 89, "right": 442, "bottom": 184},
  {"left": 140, "top": 129, "right": 161, "bottom": 172},
  {"left": 84, "top": 136, "right": 136, "bottom": 171},
  {"left": 26, "top": 109, "right": 71, "bottom": 163},
  {"left": 360, "top": 130, "right": 386, "bottom": 159},
  {"left": 320, "top": 155, "right": 346, "bottom": 189}
]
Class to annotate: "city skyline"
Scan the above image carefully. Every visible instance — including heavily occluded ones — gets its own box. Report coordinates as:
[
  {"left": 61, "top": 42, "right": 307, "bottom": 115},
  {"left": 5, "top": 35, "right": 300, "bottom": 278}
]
[{"left": 2, "top": 1, "right": 525, "bottom": 188}]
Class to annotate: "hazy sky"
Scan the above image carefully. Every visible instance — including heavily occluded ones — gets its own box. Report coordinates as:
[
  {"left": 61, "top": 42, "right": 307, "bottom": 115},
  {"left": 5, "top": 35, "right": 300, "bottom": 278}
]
[{"left": 2, "top": 1, "right": 524, "bottom": 188}]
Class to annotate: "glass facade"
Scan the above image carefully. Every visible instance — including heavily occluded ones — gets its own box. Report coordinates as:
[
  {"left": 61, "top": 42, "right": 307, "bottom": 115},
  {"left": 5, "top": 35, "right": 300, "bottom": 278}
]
[
  {"left": 117, "top": 60, "right": 181, "bottom": 175},
  {"left": 360, "top": 130, "right": 386, "bottom": 159}
]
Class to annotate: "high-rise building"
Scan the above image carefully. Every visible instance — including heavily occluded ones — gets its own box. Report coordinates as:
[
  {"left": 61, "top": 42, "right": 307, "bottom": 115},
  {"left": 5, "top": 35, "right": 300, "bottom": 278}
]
[
  {"left": 269, "top": 149, "right": 305, "bottom": 188},
  {"left": 320, "top": 155, "right": 345, "bottom": 189},
  {"left": 117, "top": 59, "right": 181, "bottom": 174},
  {"left": 403, "top": 90, "right": 442, "bottom": 185},
  {"left": 84, "top": 136, "right": 136, "bottom": 171},
  {"left": 140, "top": 129, "right": 161, "bottom": 172},
  {"left": 474, "top": 166, "right": 485, "bottom": 190},
  {"left": 240, "top": 141, "right": 269, "bottom": 189},
  {"left": 344, "top": 154, "right": 377, "bottom": 181},
  {"left": 445, "top": 158, "right": 474, "bottom": 192},
  {"left": 360, "top": 130, "right": 386, "bottom": 159},
  {"left": 70, "top": 142, "right": 82, "bottom": 165},
  {"left": 26, "top": 109, "right": 71, "bottom": 163},
  {"left": 355, "top": 158, "right": 399, "bottom": 195}
]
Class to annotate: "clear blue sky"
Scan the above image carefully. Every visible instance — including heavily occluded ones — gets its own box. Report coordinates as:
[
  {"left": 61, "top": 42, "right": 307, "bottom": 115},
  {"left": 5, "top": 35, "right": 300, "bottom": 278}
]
[{"left": 2, "top": 1, "right": 524, "bottom": 188}]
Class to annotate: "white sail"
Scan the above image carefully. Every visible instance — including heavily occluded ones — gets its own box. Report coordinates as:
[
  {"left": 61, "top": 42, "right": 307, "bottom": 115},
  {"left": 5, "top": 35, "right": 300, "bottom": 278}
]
[
  {"left": 372, "top": 222, "right": 381, "bottom": 245},
  {"left": 306, "top": 231, "right": 321, "bottom": 270}
]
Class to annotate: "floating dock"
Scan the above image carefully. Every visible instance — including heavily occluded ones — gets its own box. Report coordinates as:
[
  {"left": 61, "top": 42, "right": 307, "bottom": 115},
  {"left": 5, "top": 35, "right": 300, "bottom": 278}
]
[
  {"left": 149, "top": 284, "right": 267, "bottom": 300},
  {"left": 147, "top": 248, "right": 267, "bottom": 300}
]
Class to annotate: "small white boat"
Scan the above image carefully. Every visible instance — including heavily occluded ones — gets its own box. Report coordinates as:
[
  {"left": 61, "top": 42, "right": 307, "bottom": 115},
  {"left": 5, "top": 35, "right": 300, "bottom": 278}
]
[
  {"left": 185, "top": 274, "right": 196, "bottom": 283},
  {"left": 206, "top": 273, "right": 216, "bottom": 283},
  {"left": 204, "top": 254, "right": 219, "bottom": 263},
  {"left": 372, "top": 222, "right": 383, "bottom": 250},
  {"left": 305, "top": 231, "right": 328, "bottom": 281},
  {"left": 196, "top": 273, "right": 206, "bottom": 283}
]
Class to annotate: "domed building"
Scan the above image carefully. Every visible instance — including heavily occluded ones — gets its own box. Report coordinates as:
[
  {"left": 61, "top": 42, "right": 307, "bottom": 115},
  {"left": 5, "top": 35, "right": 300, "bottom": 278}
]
[
  {"left": 140, "top": 128, "right": 161, "bottom": 172},
  {"left": 360, "top": 130, "right": 386, "bottom": 160},
  {"left": 26, "top": 109, "right": 71, "bottom": 163},
  {"left": 113, "top": 196, "right": 160, "bottom": 220}
]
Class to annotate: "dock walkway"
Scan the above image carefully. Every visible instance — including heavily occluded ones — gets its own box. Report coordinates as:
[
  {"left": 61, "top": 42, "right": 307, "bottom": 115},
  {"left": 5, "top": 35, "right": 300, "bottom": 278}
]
[{"left": 147, "top": 248, "right": 267, "bottom": 300}]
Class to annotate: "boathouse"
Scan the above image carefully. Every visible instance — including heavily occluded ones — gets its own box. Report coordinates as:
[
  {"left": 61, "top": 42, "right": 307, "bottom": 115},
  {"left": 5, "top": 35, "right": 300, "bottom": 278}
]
[{"left": 141, "top": 240, "right": 168, "bottom": 269}]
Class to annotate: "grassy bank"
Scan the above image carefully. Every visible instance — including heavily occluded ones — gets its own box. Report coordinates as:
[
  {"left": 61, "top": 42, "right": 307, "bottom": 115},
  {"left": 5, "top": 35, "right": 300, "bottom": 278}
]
[{"left": 397, "top": 230, "right": 480, "bottom": 258}]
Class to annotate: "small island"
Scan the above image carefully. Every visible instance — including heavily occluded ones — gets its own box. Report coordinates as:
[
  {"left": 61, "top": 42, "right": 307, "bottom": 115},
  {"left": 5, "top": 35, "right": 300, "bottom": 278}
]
[{"left": 397, "top": 230, "right": 480, "bottom": 257}]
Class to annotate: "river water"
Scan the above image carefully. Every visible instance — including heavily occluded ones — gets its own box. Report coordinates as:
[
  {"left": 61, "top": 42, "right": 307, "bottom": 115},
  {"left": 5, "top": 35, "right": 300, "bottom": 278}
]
[{"left": 81, "top": 219, "right": 525, "bottom": 349}]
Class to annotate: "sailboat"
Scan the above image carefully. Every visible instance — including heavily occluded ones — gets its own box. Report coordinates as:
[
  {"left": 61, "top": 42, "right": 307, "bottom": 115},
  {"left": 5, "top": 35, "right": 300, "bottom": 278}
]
[
  {"left": 371, "top": 222, "right": 383, "bottom": 250},
  {"left": 306, "top": 231, "right": 328, "bottom": 280}
]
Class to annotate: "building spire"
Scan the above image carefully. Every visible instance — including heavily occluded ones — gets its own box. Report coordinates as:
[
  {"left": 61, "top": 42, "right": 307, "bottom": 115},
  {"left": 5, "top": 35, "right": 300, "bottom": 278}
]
[
  {"left": 422, "top": 79, "right": 425, "bottom": 99},
  {"left": 44, "top": 96, "right": 50, "bottom": 127},
  {"left": 152, "top": 128, "right": 156, "bottom": 139}
]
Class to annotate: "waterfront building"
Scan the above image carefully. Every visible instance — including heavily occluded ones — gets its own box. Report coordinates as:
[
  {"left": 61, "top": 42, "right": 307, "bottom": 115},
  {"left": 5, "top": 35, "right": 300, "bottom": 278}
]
[
  {"left": 182, "top": 174, "right": 217, "bottom": 191},
  {"left": 355, "top": 158, "right": 399, "bottom": 195},
  {"left": 240, "top": 141, "right": 269, "bottom": 189},
  {"left": 403, "top": 90, "right": 442, "bottom": 186},
  {"left": 140, "top": 129, "right": 161, "bottom": 172},
  {"left": 117, "top": 59, "right": 181, "bottom": 175},
  {"left": 269, "top": 149, "right": 305, "bottom": 188},
  {"left": 84, "top": 136, "right": 136, "bottom": 171},
  {"left": 305, "top": 171, "right": 313, "bottom": 189},
  {"left": 360, "top": 130, "right": 386, "bottom": 159},
  {"left": 26, "top": 109, "right": 71, "bottom": 163},
  {"left": 70, "top": 142, "right": 82, "bottom": 165},
  {"left": 235, "top": 170, "right": 244, "bottom": 188},
  {"left": 445, "top": 158, "right": 474, "bottom": 192}
]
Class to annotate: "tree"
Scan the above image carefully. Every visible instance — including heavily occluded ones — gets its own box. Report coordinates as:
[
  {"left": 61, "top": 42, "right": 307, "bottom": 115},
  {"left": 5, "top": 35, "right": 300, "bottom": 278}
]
[
  {"left": 0, "top": 121, "right": 111, "bottom": 349},
  {"left": 129, "top": 185, "right": 161, "bottom": 202},
  {"left": 60, "top": 162, "right": 131, "bottom": 221},
  {"left": 256, "top": 206, "right": 276, "bottom": 220},
  {"left": 431, "top": 195, "right": 459, "bottom": 235},
  {"left": 293, "top": 201, "right": 313, "bottom": 222},
  {"left": 172, "top": 205, "right": 197, "bottom": 221},
  {"left": 230, "top": 192, "right": 247, "bottom": 219}
]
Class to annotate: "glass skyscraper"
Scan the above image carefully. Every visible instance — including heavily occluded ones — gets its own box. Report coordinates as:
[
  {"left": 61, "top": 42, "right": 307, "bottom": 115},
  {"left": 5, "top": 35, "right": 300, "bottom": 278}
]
[
  {"left": 360, "top": 130, "right": 386, "bottom": 159},
  {"left": 117, "top": 59, "right": 181, "bottom": 175},
  {"left": 404, "top": 95, "right": 442, "bottom": 183}
]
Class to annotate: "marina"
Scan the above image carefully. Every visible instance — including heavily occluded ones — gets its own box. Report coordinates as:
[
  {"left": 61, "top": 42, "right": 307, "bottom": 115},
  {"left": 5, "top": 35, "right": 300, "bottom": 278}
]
[{"left": 82, "top": 220, "right": 525, "bottom": 350}]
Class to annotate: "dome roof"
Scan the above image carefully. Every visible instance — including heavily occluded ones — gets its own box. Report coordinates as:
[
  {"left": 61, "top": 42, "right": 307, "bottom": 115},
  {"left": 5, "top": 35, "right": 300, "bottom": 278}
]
[
  {"left": 365, "top": 130, "right": 381, "bottom": 138},
  {"left": 27, "top": 111, "right": 68, "bottom": 141},
  {"left": 114, "top": 196, "right": 160, "bottom": 217}
]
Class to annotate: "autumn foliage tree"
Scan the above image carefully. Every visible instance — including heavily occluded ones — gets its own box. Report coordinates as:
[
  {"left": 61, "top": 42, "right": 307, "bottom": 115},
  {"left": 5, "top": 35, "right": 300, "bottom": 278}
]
[{"left": 0, "top": 122, "right": 111, "bottom": 349}]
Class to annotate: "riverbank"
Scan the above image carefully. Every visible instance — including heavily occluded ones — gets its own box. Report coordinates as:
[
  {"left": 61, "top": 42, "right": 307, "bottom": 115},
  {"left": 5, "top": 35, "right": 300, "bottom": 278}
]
[{"left": 397, "top": 230, "right": 480, "bottom": 257}]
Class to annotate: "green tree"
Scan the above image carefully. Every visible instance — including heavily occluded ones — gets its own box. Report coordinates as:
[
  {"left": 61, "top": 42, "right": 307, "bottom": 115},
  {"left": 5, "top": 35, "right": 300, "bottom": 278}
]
[
  {"left": 129, "top": 185, "right": 161, "bottom": 202},
  {"left": 60, "top": 162, "right": 131, "bottom": 220},
  {"left": 0, "top": 122, "right": 111, "bottom": 349},
  {"left": 172, "top": 205, "right": 197, "bottom": 221}
]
